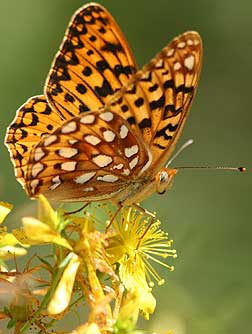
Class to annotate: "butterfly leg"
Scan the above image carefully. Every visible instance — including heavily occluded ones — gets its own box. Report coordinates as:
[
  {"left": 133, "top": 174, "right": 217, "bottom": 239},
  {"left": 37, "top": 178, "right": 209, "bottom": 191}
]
[
  {"left": 106, "top": 203, "right": 123, "bottom": 231},
  {"left": 63, "top": 203, "right": 89, "bottom": 217}
]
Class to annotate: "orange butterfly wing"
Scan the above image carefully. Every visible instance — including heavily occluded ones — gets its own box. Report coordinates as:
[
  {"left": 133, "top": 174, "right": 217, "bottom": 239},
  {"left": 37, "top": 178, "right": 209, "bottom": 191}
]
[
  {"left": 5, "top": 3, "right": 137, "bottom": 192},
  {"left": 5, "top": 96, "right": 63, "bottom": 186},
  {"left": 45, "top": 3, "right": 137, "bottom": 118},
  {"left": 106, "top": 31, "right": 202, "bottom": 174},
  {"left": 5, "top": 4, "right": 202, "bottom": 204},
  {"left": 25, "top": 110, "right": 150, "bottom": 202}
]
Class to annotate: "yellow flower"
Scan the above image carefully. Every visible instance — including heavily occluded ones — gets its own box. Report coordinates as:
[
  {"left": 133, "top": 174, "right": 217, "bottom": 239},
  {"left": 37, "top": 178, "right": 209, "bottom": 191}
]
[
  {"left": 48, "top": 252, "right": 80, "bottom": 315},
  {"left": 107, "top": 207, "right": 177, "bottom": 319},
  {"left": 0, "top": 201, "right": 27, "bottom": 259},
  {"left": 13, "top": 195, "right": 72, "bottom": 250},
  {"left": 11, "top": 196, "right": 78, "bottom": 316},
  {"left": 0, "top": 201, "right": 13, "bottom": 224}
]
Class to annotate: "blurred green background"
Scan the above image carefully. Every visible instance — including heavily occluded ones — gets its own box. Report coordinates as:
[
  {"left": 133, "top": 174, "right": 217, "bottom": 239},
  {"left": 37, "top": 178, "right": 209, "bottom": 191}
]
[{"left": 0, "top": 0, "right": 252, "bottom": 333}]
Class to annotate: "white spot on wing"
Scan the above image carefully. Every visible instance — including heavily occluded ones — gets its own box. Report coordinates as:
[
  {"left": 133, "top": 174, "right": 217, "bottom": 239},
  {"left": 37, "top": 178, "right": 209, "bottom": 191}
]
[
  {"left": 74, "top": 171, "right": 96, "bottom": 184},
  {"left": 34, "top": 148, "right": 46, "bottom": 161},
  {"left": 61, "top": 161, "right": 77, "bottom": 171},
  {"left": 165, "top": 128, "right": 172, "bottom": 136},
  {"left": 61, "top": 121, "right": 77, "bottom": 134},
  {"left": 84, "top": 135, "right": 101, "bottom": 146},
  {"left": 177, "top": 41, "right": 186, "bottom": 48},
  {"left": 124, "top": 145, "right": 139, "bottom": 158},
  {"left": 155, "top": 59, "right": 164, "bottom": 68},
  {"left": 167, "top": 48, "right": 175, "bottom": 57},
  {"left": 31, "top": 162, "right": 44, "bottom": 177},
  {"left": 129, "top": 156, "right": 139, "bottom": 170},
  {"left": 43, "top": 134, "right": 57, "bottom": 146},
  {"left": 99, "top": 111, "right": 114, "bottom": 122},
  {"left": 30, "top": 179, "right": 39, "bottom": 194},
  {"left": 68, "top": 139, "right": 78, "bottom": 145},
  {"left": 187, "top": 39, "right": 193, "bottom": 46},
  {"left": 83, "top": 187, "right": 94, "bottom": 192},
  {"left": 174, "top": 62, "right": 181, "bottom": 71},
  {"left": 50, "top": 175, "right": 62, "bottom": 190},
  {"left": 141, "top": 71, "right": 151, "bottom": 80},
  {"left": 97, "top": 174, "right": 119, "bottom": 182},
  {"left": 80, "top": 114, "right": 95, "bottom": 124},
  {"left": 119, "top": 124, "right": 128, "bottom": 139},
  {"left": 92, "top": 155, "right": 112, "bottom": 167},
  {"left": 58, "top": 147, "right": 78, "bottom": 158},
  {"left": 113, "top": 163, "right": 124, "bottom": 170},
  {"left": 184, "top": 55, "right": 195, "bottom": 70},
  {"left": 103, "top": 130, "right": 116, "bottom": 142}
]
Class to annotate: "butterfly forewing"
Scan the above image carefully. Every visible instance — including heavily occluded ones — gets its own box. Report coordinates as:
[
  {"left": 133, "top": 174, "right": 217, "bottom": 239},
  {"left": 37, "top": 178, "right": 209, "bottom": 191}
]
[
  {"left": 25, "top": 110, "right": 150, "bottom": 201},
  {"left": 106, "top": 31, "right": 202, "bottom": 173},
  {"left": 46, "top": 3, "right": 137, "bottom": 119},
  {"left": 5, "top": 95, "right": 64, "bottom": 186}
]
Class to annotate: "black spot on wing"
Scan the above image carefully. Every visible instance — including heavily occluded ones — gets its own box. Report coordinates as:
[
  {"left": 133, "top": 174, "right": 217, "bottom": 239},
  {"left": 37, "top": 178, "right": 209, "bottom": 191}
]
[
  {"left": 135, "top": 97, "right": 144, "bottom": 107},
  {"left": 65, "top": 93, "right": 75, "bottom": 103},
  {"left": 79, "top": 104, "right": 90, "bottom": 113},
  {"left": 47, "top": 124, "right": 53, "bottom": 131},
  {"left": 175, "top": 85, "right": 194, "bottom": 94},
  {"left": 149, "top": 94, "right": 165, "bottom": 110},
  {"left": 139, "top": 118, "right": 152, "bottom": 130},
  {"left": 95, "top": 79, "right": 114, "bottom": 98},
  {"left": 154, "top": 123, "right": 178, "bottom": 140},
  {"left": 76, "top": 83, "right": 87, "bottom": 94},
  {"left": 89, "top": 35, "right": 97, "bottom": 42},
  {"left": 154, "top": 143, "right": 166, "bottom": 150},
  {"left": 114, "top": 65, "right": 136, "bottom": 78},
  {"left": 149, "top": 83, "right": 159, "bottom": 92},
  {"left": 101, "top": 42, "right": 123, "bottom": 54},
  {"left": 82, "top": 66, "right": 92, "bottom": 76},
  {"left": 127, "top": 116, "right": 136, "bottom": 125},
  {"left": 121, "top": 105, "right": 129, "bottom": 112},
  {"left": 163, "top": 79, "right": 174, "bottom": 90},
  {"left": 96, "top": 60, "right": 110, "bottom": 72}
]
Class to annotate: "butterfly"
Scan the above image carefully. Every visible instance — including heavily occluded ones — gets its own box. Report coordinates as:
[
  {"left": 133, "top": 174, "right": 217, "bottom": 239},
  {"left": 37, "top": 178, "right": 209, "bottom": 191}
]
[{"left": 5, "top": 3, "right": 202, "bottom": 207}]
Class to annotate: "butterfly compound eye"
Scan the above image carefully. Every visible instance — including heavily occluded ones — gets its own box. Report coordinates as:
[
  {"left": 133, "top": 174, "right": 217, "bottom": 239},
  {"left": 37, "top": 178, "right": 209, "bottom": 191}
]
[{"left": 156, "top": 168, "right": 177, "bottom": 195}]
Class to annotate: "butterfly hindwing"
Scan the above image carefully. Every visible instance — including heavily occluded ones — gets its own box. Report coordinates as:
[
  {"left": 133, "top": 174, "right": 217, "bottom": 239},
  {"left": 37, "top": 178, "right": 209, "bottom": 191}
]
[
  {"left": 25, "top": 110, "right": 150, "bottom": 201},
  {"left": 46, "top": 3, "right": 137, "bottom": 119}
]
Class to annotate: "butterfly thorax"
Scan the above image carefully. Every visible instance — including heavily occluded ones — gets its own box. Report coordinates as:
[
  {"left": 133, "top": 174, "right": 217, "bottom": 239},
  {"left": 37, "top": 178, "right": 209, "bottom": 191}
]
[{"left": 117, "top": 167, "right": 177, "bottom": 205}]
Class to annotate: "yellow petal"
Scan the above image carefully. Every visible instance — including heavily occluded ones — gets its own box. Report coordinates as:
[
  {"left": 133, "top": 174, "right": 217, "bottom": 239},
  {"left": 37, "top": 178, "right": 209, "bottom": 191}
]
[
  {"left": 37, "top": 195, "right": 58, "bottom": 229},
  {"left": 0, "top": 232, "right": 20, "bottom": 247},
  {"left": 119, "top": 257, "right": 148, "bottom": 291},
  {"left": 117, "top": 289, "right": 139, "bottom": 327},
  {"left": 38, "top": 195, "right": 58, "bottom": 229},
  {"left": 48, "top": 253, "right": 80, "bottom": 315},
  {"left": 136, "top": 287, "right": 156, "bottom": 320},
  {"left": 22, "top": 217, "right": 72, "bottom": 249},
  {"left": 0, "top": 245, "right": 27, "bottom": 259},
  {"left": 12, "top": 228, "right": 32, "bottom": 246},
  {"left": 0, "top": 202, "right": 13, "bottom": 224}
]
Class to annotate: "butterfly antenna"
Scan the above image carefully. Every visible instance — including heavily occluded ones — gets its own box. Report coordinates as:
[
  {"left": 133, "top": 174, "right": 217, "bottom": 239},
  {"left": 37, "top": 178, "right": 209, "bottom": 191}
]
[
  {"left": 174, "top": 166, "right": 246, "bottom": 172},
  {"left": 166, "top": 139, "right": 246, "bottom": 172},
  {"left": 166, "top": 139, "right": 194, "bottom": 167}
]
